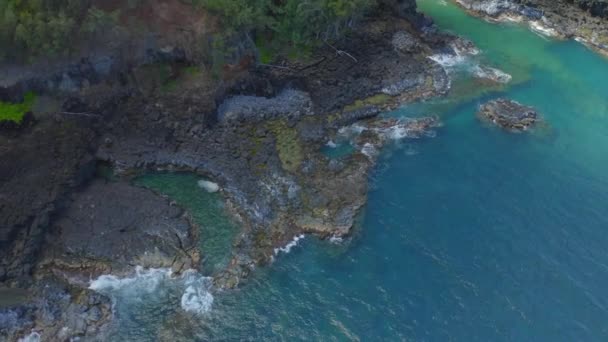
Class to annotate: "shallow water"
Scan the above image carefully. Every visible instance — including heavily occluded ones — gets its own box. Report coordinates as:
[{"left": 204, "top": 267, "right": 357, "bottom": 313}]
[
  {"left": 134, "top": 173, "right": 240, "bottom": 274},
  {"left": 100, "top": 1, "right": 608, "bottom": 340}
]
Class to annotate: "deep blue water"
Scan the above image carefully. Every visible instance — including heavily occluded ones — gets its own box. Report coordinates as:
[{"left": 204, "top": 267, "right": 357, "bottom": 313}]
[{"left": 95, "top": 1, "right": 608, "bottom": 340}]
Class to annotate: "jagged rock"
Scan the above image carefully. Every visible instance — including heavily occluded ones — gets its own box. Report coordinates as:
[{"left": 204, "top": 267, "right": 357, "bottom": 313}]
[
  {"left": 477, "top": 98, "right": 539, "bottom": 131},
  {"left": 392, "top": 31, "right": 419, "bottom": 53},
  {"left": 455, "top": 0, "right": 608, "bottom": 55}
]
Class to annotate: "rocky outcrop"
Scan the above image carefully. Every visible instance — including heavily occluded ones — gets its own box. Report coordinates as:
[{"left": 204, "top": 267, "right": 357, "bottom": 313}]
[
  {"left": 456, "top": 0, "right": 543, "bottom": 19},
  {"left": 381, "top": 0, "right": 418, "bottom": 18},
  {"left": 565, "top": 0, "right": 608, "bottom": 18},
  {"left": 0, "top": 117, "right": 98, "bottom": 282},
  {"left": 0, "top": 280, "right": 112, "bottom": 342},
  {"left": 477, "top": 98, "right": 539, "bottom": 131},
  {"left": 37, "top": 180, "right": 200, "bottom": 280},
  {"left": 93, "top": 13, "right": 451, "bottom": 289},
  {"left": 454, "top": 0, "right": 608, "bottom": 54},
  {"left": 0, "top": 4, "right": 456, "bottom": 340}
]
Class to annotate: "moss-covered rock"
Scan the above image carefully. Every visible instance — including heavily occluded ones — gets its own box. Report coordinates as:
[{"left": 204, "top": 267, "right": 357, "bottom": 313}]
[{"left": 267, "top": 120, "right": 304, "bottom": 173}]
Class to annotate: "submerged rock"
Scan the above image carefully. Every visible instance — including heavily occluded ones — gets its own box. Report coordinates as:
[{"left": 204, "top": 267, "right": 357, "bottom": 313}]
[{"left": 477, "top": 98, "right": 539, "bottom": 131}]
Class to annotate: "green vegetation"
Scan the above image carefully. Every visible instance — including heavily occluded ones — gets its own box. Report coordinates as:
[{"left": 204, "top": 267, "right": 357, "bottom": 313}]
[
  {"left": 0, "top": 0, "right": 374, "bottom": 63},
  {"left": 0, "top": 0, "right": 119, "bottom": 62},
  {"left": 343, "top": 94, "right": 391, "bottom": 112},
  {"left": 0, "top": 92, "right": 36, "bottom": 123},
  {"left": 199, "top": 0, "right": 375, "bottom": 59}
]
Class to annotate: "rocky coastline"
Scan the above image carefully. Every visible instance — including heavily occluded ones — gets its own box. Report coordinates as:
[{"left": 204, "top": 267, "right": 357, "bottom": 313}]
[
  {"left": 453, "top": 0, "right": 608, "bottom": 55},
  {"left": 0, "top": 0, "right": 568, "bottom": 340},
  {"left": 0, "top": 2, "right": 453, "bottom": 339}
]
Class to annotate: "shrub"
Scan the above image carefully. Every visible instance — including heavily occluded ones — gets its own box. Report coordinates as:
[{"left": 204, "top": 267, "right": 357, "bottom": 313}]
[{"left": 0, "top": 92, "right": 36, "bottom": 123}]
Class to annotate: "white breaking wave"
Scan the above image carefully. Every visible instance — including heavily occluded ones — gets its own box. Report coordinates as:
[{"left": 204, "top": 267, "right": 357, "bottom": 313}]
[
  {"left": 326, "top": 140, "right": 337, "bottom": 148},
  {"left": 361, "top": 143, "right": 378, "bottom": 159},
  {"left": 471, "top": 65, "right": 512, "bottom": 83},
  {"left": 180, "top": 270, "right": 214, "bottom": 315},
  {"left": 329, "top": 235, "right": 344, "bottom": 244},
  {"left": 428, "top": 53, "right": 467, "bottom": 68},
  {"left": 383, "top": 125, "right": 412, "bottom": 140},
  {"left": 338, "top": 123, "right": 367, "bottom": 136},
  {"left": 89, "top": 266, "right": 172, "bottom": 293},
  {"left": 430, "top": 51, "right": 511, "bottom": 84},
  {"left": 529, "top": 21, "right": 558, "bottom": 37},
  {"left": 274, "top": 234, "right": 305, "bottom": 255},
  {"left": 18, "top": 332, "right": 40, "bottom": 342},
  {"left": 89, "top": 266, "right": 215, "bottom": 315}
]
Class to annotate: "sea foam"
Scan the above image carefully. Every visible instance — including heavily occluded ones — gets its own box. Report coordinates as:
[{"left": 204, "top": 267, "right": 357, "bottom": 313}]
[
  {"left": 18, "top": 332, "right": 40, "bottom": 342},
  {"left": 89, "top": 266, "right": 215, "bottom": 315},
  {"left": 428, "top": 53, "right": 467, "bottom": 68},
  {"left": 529, "top": 21, "right": 558, "bottom": 37},
  {"left": 471, "top": 65, "right": 512, "bottom": 83},
  {"left": 89, "top": 266, "right": 172, "bottom": 293},
  {"left": 274, "top": 234, "right": 305, "bottom": 255},
  {"left": 180, "top": 270, "right": 214, "bottom": 315}
]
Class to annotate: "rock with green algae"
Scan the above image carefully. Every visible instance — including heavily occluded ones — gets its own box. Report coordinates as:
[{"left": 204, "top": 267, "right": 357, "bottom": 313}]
[{"left": 0, "top": 92, "right": 35, "bottom": 124}]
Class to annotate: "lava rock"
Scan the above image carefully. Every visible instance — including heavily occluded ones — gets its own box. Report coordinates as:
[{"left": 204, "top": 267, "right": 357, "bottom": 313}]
[{"left": 477, "top": 98, "right": 539, "bottom": 131}]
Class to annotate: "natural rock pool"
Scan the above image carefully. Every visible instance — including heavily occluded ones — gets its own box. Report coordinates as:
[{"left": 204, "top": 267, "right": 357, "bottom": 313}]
[{"left": 96, "top": 1, "right": 608, "bottom": 340}]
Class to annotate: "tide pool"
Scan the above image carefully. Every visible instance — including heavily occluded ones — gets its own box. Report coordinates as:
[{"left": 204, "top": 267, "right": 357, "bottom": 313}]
[{"left": 102, "top": 1, "right": 608, "bottom": 340}]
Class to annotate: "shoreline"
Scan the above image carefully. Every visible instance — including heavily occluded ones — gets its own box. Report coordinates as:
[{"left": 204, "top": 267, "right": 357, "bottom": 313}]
[
  {"left": 0, "top": 6, "right": 456, "bottom": 340},
  {"left": 452, "top": 0, "right": 608, "bottom": 57}
]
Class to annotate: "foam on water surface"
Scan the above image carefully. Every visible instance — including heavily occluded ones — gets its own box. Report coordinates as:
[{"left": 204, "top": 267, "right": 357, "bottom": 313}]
[
  {"left": 274, "top": 234, "right": 305, "bottom": 255},
  {"left": 90, "top": 267, "right": 215, "bottom": 316}
]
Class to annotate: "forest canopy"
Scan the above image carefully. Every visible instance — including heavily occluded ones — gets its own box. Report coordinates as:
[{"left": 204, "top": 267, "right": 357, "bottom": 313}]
[
  {"left": 0, "top": 0, "right": 375, "bottom": 62},
  {"left": 198, "top": 0, "right": 374, "bottom": 44}
]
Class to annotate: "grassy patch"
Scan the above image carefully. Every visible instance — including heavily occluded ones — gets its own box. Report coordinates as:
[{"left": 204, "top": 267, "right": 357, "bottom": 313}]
[
  {"left": 343, "top": 94, "right": 391, "bottom": 112},
  {"left": 268, "top": 120, "right": 303, "bottom": 173},
  {"left": 0, "top": 92, "right": 36, "bottom": 123}
]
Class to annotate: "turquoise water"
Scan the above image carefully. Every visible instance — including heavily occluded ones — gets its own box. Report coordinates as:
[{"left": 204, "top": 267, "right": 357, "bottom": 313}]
[
  {"left": 134, "top": 173, "right": 240, "bottom": 274},
  {"left": 102, "top": 1, "right": 608, "bottom": 340}
]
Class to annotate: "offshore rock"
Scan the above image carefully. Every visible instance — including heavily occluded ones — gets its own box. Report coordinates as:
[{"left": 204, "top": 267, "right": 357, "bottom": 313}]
[{"left": 477, "top": 98, "right": 539, "bottom": 131}]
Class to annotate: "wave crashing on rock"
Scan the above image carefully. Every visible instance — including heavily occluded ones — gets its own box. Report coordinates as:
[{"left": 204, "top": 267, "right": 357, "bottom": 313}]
[{"left": 89, "top": 266, "right": 215, "bottom": 315}]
